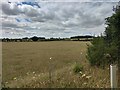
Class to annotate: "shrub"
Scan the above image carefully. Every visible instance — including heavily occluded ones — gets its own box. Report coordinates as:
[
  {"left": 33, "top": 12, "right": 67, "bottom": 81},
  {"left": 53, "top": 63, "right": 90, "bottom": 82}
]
[
  {"left": 73, "top": 63, "right": 83, "bottom": 73},
  {"left": 86, "top": 37, "right": 106, "bottom": 67}
]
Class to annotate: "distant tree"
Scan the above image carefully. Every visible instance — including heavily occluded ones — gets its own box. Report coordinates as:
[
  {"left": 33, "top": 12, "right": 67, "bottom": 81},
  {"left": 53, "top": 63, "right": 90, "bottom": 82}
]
[
  {"left": 70, "top": 35, "right": 93, "bottom": 39},
  {"left": 39, "top": 37, "right": 45, "bottom": 39},
  {"left": 6, "top": 38, "right": 10, "bottom": 42},
  {"left": 30, "top": 36, "right": 39, "bottom": 41},
  {"left": 22, "top": 37, "right": 28, "bottom": 39}
]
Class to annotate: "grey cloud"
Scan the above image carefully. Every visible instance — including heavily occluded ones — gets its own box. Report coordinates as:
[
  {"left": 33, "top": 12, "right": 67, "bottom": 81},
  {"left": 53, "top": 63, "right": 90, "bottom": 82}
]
[
  {"left": 33, "top": 2, "right": 105, "bottom": 28},
  {"left": 2, "top": 3, "right": 21, "bottom": 15},
  {"left": 25, "top": 9, "right": 39, "bottom": 17},
  {"left": 1, "top": 2, "right": 41, "bottom": 17},
  {"left": 60, "top": 2, "right": 115, "bottom": 28},
  {"left": 1, "top": 1, "right": 117, "bottom": 38},
  {"left": 31, "top": 16, "right": 47, "bottom": 22},
  {"left": 2, "top": 22, "right": 19, "bottom": 28},
  {"left": 79, "top": 14, "right": 104, "bottom": 28},
  {"left": 21, "top": 5, "right": 40, "bottom": 17},
  {"left": 26, "top": 2, "right": 116, "bottom": 36},
  {"left": 2, "top": 27, "right": 36, "bottom": 38}
]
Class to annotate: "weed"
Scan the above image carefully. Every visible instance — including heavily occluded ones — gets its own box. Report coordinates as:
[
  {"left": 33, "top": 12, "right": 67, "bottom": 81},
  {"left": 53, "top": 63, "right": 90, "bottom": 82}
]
[{"left": 73, "top": 63, "right": 83, "bottom": 74}]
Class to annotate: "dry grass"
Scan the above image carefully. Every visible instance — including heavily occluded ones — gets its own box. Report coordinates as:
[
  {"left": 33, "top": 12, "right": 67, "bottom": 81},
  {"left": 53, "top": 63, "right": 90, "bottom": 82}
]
[{"left": 2, "top": 41, "right": 110, "bottom": 88}]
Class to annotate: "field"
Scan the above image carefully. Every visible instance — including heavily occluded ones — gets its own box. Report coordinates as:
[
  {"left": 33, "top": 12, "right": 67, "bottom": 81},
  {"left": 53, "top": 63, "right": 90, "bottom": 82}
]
[{"left": 2, "top": 41, "right": 110, "bottom": 88}]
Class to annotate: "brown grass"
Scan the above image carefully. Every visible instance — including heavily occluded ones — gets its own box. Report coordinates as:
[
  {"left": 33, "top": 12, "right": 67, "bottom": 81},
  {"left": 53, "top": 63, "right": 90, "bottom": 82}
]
[{"left": 2, "top": 41, "right": 110, "bottom": 88}]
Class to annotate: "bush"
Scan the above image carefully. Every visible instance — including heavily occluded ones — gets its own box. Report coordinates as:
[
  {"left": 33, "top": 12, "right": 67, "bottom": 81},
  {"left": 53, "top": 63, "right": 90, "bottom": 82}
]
[
  {"left": 73, "top": 63, "right": 83, "bottom": 73},
  {"left": 86, "top": 37, "right": 106, "bottom": 67}
]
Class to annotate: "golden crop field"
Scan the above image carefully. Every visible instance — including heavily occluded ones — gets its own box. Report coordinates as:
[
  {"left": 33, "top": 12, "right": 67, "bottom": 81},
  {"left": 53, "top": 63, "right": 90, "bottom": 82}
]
[{"left": 2, "top": 41, "right": 110, "bottom": 88}]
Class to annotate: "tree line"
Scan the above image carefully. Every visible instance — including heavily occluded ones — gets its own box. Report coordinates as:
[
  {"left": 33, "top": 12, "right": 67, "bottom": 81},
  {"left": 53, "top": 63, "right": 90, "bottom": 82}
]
[{"left": 1, "top": 35, "right": 94, "bottom": 42}]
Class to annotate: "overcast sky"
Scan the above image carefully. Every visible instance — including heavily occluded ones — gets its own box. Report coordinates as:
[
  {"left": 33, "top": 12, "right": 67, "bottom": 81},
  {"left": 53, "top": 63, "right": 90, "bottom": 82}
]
[{"left": 0, "top": 0, "right": 119, "bottom": 38}]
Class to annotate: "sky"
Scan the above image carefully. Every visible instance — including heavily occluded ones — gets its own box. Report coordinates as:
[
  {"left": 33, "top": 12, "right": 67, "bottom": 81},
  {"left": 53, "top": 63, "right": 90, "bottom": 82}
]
[{"left": 0, "top": 0, "right": 119, "bottom": 38}]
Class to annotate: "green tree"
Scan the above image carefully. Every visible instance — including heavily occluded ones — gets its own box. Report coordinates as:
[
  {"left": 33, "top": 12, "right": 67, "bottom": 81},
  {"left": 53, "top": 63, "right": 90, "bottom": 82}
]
[
  {"left": 105, "top": 5, "right": 120, "bottom": 87},
  {"left": 87, "top": 3, "right": 120, "bottom": 66},
  {"left": 105, "top": 6, "right": 120, "bottom": 63}
]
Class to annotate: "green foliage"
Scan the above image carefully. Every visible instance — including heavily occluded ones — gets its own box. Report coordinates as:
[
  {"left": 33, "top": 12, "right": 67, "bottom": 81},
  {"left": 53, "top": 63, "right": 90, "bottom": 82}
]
[
  {"left": 87, "top": 37, "right": 107, "bottom": 67},
  {"left": 87, "top": 4, "right": 120, "bottom": 67},
  {"left": 73, "top": 63, "right": 83, "bottom": 73},
  {"left": 105, "top": 7, "right": 120, "bottom": 63}
]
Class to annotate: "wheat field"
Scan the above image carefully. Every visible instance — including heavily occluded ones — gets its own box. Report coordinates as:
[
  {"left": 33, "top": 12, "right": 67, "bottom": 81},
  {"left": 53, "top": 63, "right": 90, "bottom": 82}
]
[{"left": 2, "top": 41, "right": 110, "bottom": 88}]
